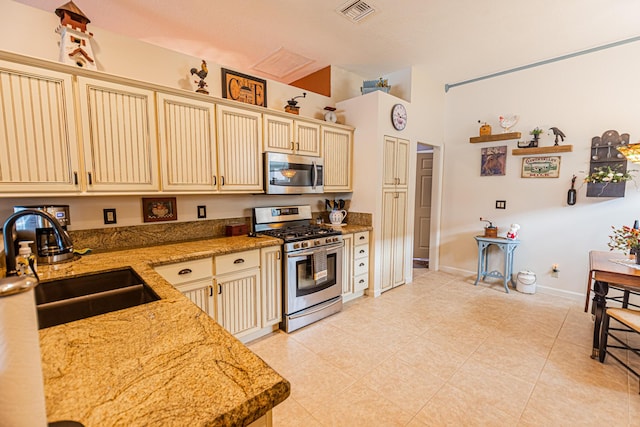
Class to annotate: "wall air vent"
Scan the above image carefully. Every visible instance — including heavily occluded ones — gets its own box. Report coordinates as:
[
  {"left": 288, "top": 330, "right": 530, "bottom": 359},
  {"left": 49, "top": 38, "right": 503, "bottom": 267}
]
[{"left": 337, "top": 0, "right": 376, "bottom": 23}]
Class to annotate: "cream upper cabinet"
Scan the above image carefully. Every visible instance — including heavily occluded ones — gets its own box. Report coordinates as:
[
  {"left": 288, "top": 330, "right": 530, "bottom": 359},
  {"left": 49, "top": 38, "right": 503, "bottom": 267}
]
[
  {"left": 0, "top": 60, "right": 81, "bottom": 193},
  {"left": 156, "top": 92, "right": 218, "bottom": 192},
  {"left": 383, "top": 136, "right": 409, "bottom": 188},
  {"left": 322, "top": 126, "right": 353, "bottom": 192},
  {"left": 216, "top": 104, "right": 263, "bottom": 192},
  {"left": 77, "top": 77, "right": 159, "bottom": 192},
  {"left": 263, "top": 114, "right": 321, "bottom": 156}
]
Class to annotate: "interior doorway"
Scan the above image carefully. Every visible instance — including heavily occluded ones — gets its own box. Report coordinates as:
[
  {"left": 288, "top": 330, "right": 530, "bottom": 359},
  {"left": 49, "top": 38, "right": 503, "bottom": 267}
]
[{"left": 413, "top": 144, "right": 433, "bottom": 269}]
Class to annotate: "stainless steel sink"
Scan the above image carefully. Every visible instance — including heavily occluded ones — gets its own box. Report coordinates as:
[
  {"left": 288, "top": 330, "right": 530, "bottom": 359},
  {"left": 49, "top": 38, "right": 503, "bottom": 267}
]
[{"left": 35, "top": 268, "right": 160, "bottom": 329}]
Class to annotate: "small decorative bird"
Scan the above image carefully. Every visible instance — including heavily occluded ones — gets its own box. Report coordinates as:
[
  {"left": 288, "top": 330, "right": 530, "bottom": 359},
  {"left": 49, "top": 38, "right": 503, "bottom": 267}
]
[
  {"left": 549, "top": 127, "right": 566, "bottom": 145},
  {"left": 190, "top": 60, "right": 209, "bottom": 94}
]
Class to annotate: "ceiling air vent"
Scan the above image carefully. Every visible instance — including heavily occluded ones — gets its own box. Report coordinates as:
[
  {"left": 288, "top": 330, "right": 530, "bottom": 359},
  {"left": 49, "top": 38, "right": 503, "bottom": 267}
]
[{"left": 337, "top": 0, "right": 376, "bottom": 23}]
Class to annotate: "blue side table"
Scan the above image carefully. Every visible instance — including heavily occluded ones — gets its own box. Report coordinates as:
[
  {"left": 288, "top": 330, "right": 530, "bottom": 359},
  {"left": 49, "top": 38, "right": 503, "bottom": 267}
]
[{"left": 474, "top": 236, "right": 520, "bottom": 293}]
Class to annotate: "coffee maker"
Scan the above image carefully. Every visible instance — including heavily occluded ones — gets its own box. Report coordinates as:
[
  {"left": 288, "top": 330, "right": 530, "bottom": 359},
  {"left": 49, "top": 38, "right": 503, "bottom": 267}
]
[{"left": 13, "top": 205, "right": 74, "bottom": 264}]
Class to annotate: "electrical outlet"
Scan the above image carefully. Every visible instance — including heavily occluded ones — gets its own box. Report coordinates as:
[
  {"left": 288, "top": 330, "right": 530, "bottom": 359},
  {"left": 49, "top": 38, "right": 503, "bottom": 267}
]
[
  {"left": 103, "top": 208, "right": 117, "bottom": 224},
  {"left": 197, "top": 206, "right": 207, "bottom": 219},
  {"left": 496, "top": 200, "right": 506, "bottom": 209}
]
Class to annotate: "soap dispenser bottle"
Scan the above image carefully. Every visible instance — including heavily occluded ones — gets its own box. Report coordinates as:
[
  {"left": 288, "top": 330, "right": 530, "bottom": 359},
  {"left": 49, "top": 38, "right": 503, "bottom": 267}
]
[{"left": 16, "top": 241, "right": 37, "bottom": 277}]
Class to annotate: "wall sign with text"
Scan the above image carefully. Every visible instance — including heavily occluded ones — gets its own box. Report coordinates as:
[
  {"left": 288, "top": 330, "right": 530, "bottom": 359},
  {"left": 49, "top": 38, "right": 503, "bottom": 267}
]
[
  {"left": 221, "top": 68, "right": 267, "bottom": 107},
  {"left": 521, "top": 156, "right": 561, "bottom": 178}
]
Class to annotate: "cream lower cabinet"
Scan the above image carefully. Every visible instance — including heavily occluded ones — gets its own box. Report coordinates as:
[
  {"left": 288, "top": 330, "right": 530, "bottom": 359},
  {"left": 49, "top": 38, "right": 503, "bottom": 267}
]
[
  {"left": 155, "top": 247, "right": 281, "bottom": 343},
  {"left": 0, "top": 60, "right": 81, "bottom": 193},
  {"left": 381, "top": 190, "right": 407, "bottom": 291},
  {"left": 260, "top": 246, "right": 282, "bottom": 329},
  {"left": 156, "top": 92, "right": 218, "bottom": 191},
  {"left": 322, "top": 126, "right": 353, "bottom": 192},
  {"left": 341, "top": 233, "right": 354, "bottom": 299},
  {"left": 263, "top": 114, "right": 321, "bottom": 156},
  {"left": 216, "top": 105, "right": 263, "bottom": 192},
  {"left": 154, "top": 258, "right": 214, "bottom": 317},
  {"left": 341, "top": 231, "right": 370, "bottom": 302},
  {"left": 77, "top": 77, "right": 160, "bottom": 192}
]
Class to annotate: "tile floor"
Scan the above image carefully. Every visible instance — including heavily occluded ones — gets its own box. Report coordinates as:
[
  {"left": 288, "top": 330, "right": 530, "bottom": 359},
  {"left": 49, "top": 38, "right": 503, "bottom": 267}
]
[{"left": 248, "top": 269, "right": 640, "bottom": 426}]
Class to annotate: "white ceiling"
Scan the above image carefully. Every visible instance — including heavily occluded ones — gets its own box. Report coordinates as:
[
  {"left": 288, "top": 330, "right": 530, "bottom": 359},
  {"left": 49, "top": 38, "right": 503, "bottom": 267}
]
[{"left": 15, "top": 0, "right": 640, "bottom": 86}]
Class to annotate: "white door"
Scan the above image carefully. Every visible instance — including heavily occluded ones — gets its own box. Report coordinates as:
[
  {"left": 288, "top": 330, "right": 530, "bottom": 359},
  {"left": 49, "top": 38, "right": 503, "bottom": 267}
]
[{"left": 413, "top": 152, "right": 433, "bottom": 261}]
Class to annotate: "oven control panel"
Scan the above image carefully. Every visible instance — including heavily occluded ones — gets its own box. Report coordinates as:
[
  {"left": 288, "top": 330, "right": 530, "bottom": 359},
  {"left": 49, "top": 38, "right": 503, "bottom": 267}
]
[{"left": 287, "top": 235, "right": 343, "bottom": 252}]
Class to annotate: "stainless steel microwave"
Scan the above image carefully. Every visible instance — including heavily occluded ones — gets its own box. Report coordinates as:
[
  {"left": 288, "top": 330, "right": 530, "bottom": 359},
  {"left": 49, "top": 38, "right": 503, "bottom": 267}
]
[{"left": 264, "top": 152, "right": 324, "bottom": 194}]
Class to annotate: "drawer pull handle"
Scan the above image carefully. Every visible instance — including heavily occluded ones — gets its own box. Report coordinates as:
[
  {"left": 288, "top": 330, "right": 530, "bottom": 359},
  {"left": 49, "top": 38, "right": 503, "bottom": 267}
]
[
  {"left": 359, "top": 236, "right": 365, "bottom": 240},
  {"left": 359, "top": 279, "right": 365, "bottom": 284},
  {"left": 233, "top": 258, "right": 245, "bottom": 264},
  {"left": 359, "top": 263, "right": 365, "bottom": 267},
  {"left": 178, "top": 268, "right": 192, "bottom": 275},
  {"left": 359, "top": 249, "right": 365, "bottom": 254},
  {"left": 74, "top": 171, "right": 78, "bottom": 185},
  {"left": 218, "top": 284, "right": 222, "bottom": 294}
]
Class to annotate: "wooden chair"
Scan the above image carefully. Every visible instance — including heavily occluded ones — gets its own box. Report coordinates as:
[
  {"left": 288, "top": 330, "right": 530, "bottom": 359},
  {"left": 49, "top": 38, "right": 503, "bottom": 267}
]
[{"left": 599, "top": 307, "right": 640, "bottom": 392}]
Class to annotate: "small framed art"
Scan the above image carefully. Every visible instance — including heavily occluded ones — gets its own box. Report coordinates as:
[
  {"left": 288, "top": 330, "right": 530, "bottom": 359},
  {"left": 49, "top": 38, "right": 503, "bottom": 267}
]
[
  {"left": 142, "top": 197, "right": 178, "bottom": 222},
  {"left": 521, "top": 156, "right": 561, "bottom": 178},
  {"left": 480, "top": 146, "right": 507, "bottom": 176}
]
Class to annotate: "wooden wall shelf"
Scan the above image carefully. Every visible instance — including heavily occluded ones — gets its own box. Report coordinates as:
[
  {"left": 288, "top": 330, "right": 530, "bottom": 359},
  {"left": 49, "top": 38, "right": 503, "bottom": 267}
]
[
  {"left": 512, "top": 145, "right": 573, "bottom": 155},
  {"left": 469, "top": 132, "right": 521, "bottom": 143}
]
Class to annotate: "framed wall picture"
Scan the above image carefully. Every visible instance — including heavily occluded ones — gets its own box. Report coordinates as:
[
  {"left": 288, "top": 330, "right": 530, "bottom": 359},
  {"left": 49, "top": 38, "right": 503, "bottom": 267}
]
[
  {"left": 221, "top": 68, "right": 267, "bottom": 107},
  {"left": 480, "top": 146, "right": 507, "bottom": 176},
  {"left": 142, "top": 197, "right": 178, "bottom": 222},
  {"left": 521, "top": 156, "right": 561, "bottom": 178}
]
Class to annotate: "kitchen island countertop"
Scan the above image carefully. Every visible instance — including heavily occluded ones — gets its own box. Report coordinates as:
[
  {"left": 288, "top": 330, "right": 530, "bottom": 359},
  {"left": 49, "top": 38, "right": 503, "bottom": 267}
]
[{"left": 36, "top": 235, "right": 289, "bottom": 426}]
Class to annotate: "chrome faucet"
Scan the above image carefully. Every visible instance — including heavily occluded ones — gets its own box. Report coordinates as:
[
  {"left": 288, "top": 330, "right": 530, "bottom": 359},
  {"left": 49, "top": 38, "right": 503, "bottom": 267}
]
[{"left": 3, "top": 209, "right": 73, "bottom": 276}]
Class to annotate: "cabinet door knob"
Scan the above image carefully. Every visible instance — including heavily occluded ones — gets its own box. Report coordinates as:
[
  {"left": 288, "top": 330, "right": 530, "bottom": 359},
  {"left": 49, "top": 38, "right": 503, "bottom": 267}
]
[{"left": 178, "top": 268, "right": 192, "bottom": 275}]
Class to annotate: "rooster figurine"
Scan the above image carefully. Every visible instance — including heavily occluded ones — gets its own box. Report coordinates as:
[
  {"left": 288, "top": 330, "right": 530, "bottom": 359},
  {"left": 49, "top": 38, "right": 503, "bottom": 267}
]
[{"left": 190, "top": 60, "right": 209, "bottom": 94}]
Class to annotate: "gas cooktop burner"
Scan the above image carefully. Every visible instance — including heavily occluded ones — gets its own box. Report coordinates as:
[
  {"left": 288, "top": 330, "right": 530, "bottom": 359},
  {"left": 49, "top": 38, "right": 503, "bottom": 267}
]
[{"left": 261, "top": 225, "right": 341, "bottom": 242}]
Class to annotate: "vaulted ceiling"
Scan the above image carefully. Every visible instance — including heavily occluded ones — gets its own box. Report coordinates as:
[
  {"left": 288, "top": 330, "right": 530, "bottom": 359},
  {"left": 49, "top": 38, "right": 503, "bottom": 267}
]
[{"left": 15, "top": 0, "right": 640, "bottom": 85}]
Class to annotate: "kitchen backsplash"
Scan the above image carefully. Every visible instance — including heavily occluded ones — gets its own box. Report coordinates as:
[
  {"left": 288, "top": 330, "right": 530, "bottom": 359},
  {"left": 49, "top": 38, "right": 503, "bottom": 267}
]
[{"left": 69, "top": 212, "right": 372, "bottom": 253}]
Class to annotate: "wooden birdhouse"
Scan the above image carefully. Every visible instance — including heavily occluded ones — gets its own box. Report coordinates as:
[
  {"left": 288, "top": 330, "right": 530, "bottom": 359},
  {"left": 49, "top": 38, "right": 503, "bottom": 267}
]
[{"left": 55, "top": 1, "right": 97, "bottom": 70}]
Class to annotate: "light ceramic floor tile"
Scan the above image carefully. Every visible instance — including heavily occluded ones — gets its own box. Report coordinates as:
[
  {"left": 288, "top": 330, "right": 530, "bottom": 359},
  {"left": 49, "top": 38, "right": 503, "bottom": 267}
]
[
  {"left": 359, "top": 355, "right": 445, "bottom": 414},
  {"left": 306, "top": 381, "right": 414, "bottom": 427},
  {"left": 248, "top": 269, "right": 638, "bottom": 426}
]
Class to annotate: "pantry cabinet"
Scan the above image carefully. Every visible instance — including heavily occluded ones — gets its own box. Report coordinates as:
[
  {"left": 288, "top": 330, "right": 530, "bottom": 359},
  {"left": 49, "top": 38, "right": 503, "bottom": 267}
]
[
  {"left": 77, "top": 77, "right": 159, "bottom": 192},
  {"left": 216, "top": 105, "right": 263, "bottom": 192},
  {"left": 381, "top": 190, "right": 407, "bottom": 291},
  {"left": 0, "top": 60, "right": 81, "bottom": 193},
  {"left": 156, "top": 92, "right": 217, "bottom": 191},
  {"left": 263, "top": 114, "right": 321, "bottom": 156},
  {"left": 322, "top": 126, "right": 353, "bottom": 192},
  {"left": 383, "top": 135, "right": 409, "bottom": 188}
]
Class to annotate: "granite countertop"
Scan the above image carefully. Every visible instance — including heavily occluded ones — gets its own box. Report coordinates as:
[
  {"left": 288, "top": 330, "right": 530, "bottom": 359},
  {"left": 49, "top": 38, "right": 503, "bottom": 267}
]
[{"left": 37, "top": 235, "right": 290, "bottom": 426}]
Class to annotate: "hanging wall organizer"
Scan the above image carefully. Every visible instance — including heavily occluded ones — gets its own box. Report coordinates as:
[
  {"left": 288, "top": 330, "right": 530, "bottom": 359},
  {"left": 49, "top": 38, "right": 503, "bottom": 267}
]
[{"left": 586, "top": 130, "right": 629, "bottom": 198}]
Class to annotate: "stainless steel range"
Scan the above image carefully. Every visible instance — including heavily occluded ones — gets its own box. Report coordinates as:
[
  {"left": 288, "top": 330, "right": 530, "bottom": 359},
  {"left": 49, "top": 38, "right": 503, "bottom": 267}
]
[{"left": 253, "top": 205, "right": 343, "bottom": 332}]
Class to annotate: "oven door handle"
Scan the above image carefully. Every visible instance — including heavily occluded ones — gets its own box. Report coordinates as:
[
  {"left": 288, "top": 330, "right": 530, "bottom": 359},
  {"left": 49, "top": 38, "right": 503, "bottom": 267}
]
[{"left": 287, "top": 243, "right": 343, "bottom": 258}]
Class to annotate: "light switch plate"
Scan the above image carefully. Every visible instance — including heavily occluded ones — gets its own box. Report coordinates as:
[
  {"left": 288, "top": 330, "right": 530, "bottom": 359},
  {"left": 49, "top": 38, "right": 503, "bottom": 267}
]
[{"left": 496, "top": 200, "right": 506, "bottom": 209}]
